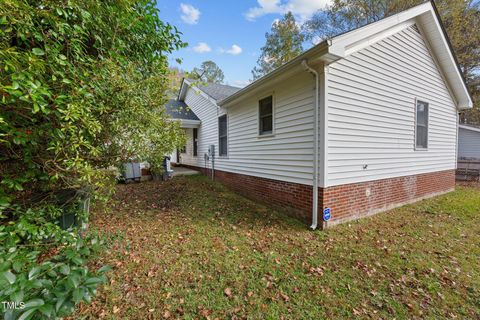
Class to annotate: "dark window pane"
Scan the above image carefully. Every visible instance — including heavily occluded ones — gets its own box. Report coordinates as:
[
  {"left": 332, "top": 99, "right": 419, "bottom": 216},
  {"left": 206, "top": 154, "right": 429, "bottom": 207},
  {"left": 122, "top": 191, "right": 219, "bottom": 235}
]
[
  {"left": 416, "top": 126, "right": 427, "bottom": 148},
  {"left": 417, "top": 109, "right": 425, "bottom": 125},
  {"left": 219, "top": 137, "right": 227, "bottom": 156},
  {"left": 219, "top": 115, "right": 227, "bottom": 136},
  {"left": 260, "top": 104, "right": 272, "bottom": 116},
  {"left": 261, "top": 115, "right": 273, "bottom": 133},
  {"left": 259, "top": 96, "right": 273, "bottom": 135},
  {"left": 416, "top": 102, "right": 428, "bottom": 126},
  {"left": 193, "top": 128, "right": 198, "bottom": 156},
  {"left": 259, "top": 96, "right": 272, "bottom": 116}
]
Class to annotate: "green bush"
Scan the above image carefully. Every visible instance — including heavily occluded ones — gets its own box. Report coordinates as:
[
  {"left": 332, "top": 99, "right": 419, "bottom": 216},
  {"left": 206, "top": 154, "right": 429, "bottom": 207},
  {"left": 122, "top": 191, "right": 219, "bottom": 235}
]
[
  {"left": 0, "top": 0, "right": 185, "bottom": 200},
  {"left": 0, "top": 205, "right": 111, "bottom": 319},
  {"left": 0, "top": 0, "right": 185, "bottom": 318}
]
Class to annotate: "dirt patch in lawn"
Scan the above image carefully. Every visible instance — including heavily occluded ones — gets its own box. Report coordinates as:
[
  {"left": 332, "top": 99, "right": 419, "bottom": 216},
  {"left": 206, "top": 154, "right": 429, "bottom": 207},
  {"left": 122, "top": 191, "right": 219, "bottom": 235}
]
[
  {"left": 457, "top": 180, "right": 480, "bottom": 190},
  {"left": 74, "top": 176, "right": 480, "bottom": 319}
]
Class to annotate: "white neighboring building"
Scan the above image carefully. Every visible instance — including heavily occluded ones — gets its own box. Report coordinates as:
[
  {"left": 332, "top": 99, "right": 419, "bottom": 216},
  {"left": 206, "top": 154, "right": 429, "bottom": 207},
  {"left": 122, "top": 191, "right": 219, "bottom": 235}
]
[
  {"left": 166, "top": 1, "right": 472, "bottom": 229},
  {"left": 458, "top": 124, "right": 480, "bottom": 160}
]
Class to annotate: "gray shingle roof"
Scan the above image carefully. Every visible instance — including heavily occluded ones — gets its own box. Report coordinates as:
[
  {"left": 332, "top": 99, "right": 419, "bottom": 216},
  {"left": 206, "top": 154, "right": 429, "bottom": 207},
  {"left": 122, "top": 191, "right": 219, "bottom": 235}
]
[
  {"left": 193, "top": 81, "right": 241, "bottom": 101},
  {"left": 164, "top": 99, "right": 199, "bottom": 121}
]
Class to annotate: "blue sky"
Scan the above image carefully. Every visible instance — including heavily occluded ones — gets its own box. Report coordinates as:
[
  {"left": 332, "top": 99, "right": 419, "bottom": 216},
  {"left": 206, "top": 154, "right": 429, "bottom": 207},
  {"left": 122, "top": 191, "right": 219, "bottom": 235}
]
[{"left": 156, "top": 0, "right": 331, "bottom": 87}]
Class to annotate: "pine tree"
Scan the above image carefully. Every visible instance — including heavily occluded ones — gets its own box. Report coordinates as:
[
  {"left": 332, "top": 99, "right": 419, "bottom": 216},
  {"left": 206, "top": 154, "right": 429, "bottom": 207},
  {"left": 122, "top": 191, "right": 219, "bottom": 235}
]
[
  {"left": 192, "top": 60, "right": 225, "bottom": 83},
  {"left": 252, "top": 12, "right": 304, "bottom": 80}
]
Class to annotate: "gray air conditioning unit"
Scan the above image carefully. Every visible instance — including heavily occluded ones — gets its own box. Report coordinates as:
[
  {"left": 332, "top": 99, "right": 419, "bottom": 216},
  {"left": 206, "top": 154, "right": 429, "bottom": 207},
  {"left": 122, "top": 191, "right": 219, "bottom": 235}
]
[{"left": 123, "top": 162, "right": 141, "bottom": 182}]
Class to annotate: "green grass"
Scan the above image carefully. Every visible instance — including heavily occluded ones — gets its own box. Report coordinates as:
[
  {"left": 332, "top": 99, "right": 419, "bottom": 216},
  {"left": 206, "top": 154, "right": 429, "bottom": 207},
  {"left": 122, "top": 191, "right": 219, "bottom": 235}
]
[{"left": 74, "top": 175, "right": 480, "bottom": 319}]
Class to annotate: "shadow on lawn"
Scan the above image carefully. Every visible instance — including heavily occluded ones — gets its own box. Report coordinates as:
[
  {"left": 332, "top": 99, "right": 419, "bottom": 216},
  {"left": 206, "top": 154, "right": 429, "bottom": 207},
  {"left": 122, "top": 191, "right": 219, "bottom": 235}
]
[{"left": 106, "top": 174, "right": 305, "bottom": 232}]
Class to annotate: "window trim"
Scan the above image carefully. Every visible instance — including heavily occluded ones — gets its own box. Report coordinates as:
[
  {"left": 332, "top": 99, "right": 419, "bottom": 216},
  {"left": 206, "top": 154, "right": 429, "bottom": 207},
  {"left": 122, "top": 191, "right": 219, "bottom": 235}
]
[
  {"left": 218, "top": 114, "right": 228, "bottom": 157},
  {"left": 414, "top": 98, "right": 429, "bottom": 150},
  {"left": 257, "top": 93, "right": 275, "bottom": 138}
]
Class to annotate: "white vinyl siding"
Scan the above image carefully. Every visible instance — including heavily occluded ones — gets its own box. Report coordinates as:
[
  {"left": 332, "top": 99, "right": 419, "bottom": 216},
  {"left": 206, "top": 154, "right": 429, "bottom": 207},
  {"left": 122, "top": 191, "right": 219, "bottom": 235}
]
[
  {"left": 458, "top": 127, "right": 480, "bottom": 159},
  {"left": 181, "top": 89, "right": 218, "bottom": 165},
  {"left": 182, "top": 72, "right": 315, "bottom": 185},
  {"left": 326, "top": 25, "right": 457, "bottom": 186}
]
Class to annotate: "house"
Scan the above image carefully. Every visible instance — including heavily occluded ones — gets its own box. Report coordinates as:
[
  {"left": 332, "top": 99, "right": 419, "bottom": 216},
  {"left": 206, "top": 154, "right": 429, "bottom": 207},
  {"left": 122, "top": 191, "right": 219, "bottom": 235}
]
[
  {"left": 167, "top": 1, "right": 472, "bottom": 229},
  {"left": 164, "top": 99, "right": 201, "bottom": 163},
  {"left": 456, "top": 124, "right": 480, "bottom": 181},
  {"left": 458, "top": 124, "right": 480, "bottom": 160}
]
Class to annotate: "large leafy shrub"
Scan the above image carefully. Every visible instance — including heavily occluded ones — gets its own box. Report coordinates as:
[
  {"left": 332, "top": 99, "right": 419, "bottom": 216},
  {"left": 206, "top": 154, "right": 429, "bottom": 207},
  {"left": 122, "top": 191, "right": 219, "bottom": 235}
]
[
  {"left": 0, "top": 0, "right": 185, "bottom": 202},
  {"left": 0, "top": 0, "right": 185, "bottom": 318}
]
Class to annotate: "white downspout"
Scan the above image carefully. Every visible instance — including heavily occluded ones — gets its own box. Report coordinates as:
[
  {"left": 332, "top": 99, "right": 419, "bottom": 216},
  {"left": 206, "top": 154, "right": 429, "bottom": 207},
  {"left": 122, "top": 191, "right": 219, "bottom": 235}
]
[{"left": 302, "top": 60, "right": 319, "bottom": 230}]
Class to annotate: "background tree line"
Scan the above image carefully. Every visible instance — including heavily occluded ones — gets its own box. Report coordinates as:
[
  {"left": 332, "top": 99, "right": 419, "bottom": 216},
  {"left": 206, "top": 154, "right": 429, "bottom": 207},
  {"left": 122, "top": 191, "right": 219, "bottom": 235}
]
[
  {"left": 252, "top": 0, "right": 480, "bottom": 124},
  {"left": 165, "top": 60, "right": 225, "bottom": 100}
]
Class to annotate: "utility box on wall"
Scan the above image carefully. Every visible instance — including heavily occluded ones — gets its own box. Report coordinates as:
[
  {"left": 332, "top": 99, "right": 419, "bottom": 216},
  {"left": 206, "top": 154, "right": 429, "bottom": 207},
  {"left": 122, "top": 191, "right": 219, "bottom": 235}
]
[{"left": 208, "top": 144, "right": 215, "bottom": 157}]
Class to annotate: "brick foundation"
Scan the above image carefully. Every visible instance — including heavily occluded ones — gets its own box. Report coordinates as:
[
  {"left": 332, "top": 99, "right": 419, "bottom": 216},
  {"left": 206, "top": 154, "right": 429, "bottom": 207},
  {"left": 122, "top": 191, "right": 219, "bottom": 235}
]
[
  {"left": 180, "top": 165, "right": 455, "bottom": 228},
  {"left": 321, "top": 170, "right": 455, "bottom": 228}
]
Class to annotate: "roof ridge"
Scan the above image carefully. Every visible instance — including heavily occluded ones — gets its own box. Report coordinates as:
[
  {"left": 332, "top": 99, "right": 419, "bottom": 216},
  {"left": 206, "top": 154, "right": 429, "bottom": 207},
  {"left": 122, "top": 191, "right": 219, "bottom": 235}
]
[
  {"left": 186, "top": 79, "right": 241, "bottom": 89},
  {"left": 183, "top": 79, "right": 242, "bottom": 101}
]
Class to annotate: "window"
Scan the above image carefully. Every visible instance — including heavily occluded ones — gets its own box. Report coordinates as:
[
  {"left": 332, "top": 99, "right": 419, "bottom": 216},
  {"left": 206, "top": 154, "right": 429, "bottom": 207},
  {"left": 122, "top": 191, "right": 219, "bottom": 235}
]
[
  {"left": 415, "top": 100, "right": 429, "bottom": 149},
  {"left": 259, "top": 95, "right": 273, "bottom": 135},
  {"left": 218, "top": 115, "right": 227, "bottom": 156},
  {"left": 193, "top": 128, "right": 198, "bottom": 156}
]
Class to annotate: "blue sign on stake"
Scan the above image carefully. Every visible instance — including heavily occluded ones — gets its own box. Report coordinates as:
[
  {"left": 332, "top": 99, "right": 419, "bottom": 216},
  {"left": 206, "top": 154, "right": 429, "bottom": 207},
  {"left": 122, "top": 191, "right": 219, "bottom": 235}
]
[{"left": 323, "top": 207, "right": 331, "bottom": 221}]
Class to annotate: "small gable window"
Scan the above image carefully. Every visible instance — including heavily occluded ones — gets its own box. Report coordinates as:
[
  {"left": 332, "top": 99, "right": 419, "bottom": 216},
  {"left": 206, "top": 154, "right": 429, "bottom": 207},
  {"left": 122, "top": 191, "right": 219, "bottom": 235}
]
[
  {"left": 259, "top": 96, "right": 273, "bottom": 136},
  {"left": 415, "top": 100, "right": 429, "bottom": 149},
  {"left": 218, "top": 115, "right": 227, "bottom": 156}
]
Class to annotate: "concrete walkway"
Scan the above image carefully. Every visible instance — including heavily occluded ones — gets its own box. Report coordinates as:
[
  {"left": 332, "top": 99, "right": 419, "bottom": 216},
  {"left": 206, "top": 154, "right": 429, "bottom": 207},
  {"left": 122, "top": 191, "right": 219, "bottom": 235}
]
[{"left": 172, "top": 166, "right": 200, "bottom": 176}]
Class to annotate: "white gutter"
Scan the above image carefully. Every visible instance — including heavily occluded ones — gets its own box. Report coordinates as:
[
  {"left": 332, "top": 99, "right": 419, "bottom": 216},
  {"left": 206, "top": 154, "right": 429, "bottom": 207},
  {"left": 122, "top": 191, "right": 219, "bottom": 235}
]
[
  {"left": 459, "top": 124, "right": 480, "bottom": 133},
  {"left": 301, "top": 60, "right": 319, "bottom": 230}
]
